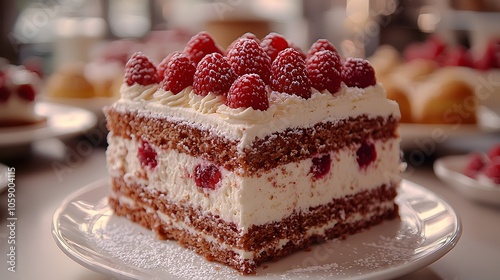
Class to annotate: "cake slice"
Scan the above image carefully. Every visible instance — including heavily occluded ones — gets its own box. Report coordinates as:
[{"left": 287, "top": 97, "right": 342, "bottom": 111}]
[
  {"left": 104, "top": 32, "right": 401, "bottom": 274},
  {"left": 0, "top": 63, "right": 43, "bottom": 127}
]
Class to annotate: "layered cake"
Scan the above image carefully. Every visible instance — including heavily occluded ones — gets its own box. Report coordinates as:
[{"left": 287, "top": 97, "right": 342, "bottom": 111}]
[
  {"left": 105, "top": 32, "right": 401, "bottom": 274},
  {"left": 0, "top": 63, "right": 43, "bottom": 127}
]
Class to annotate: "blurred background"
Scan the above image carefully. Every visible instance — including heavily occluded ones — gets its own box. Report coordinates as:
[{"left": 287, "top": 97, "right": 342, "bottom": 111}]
[
  {"left": 2, "top": 0, "right": 499, "bottom": 71},
  {"left": 1, "top": 0, "right": 500, "bottom": 129}
]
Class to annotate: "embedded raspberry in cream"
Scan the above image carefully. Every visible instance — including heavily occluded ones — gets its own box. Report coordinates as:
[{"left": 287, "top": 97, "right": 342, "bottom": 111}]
[
  {"left": 138, "top": 139, "right": 158, "bottom": 169},
  {"left": 310, "top": 154, "right": 332, "bottom": 180},
  {"left": 194, "top": 164, "right": 222, "bottom": 190},
  {"left": 356, "top": 141, "right": 377, "bottom": 169}
]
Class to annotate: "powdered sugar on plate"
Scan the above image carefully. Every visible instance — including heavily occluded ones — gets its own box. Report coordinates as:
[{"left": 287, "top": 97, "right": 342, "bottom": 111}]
[
  {"left": 87, "top": 213, "right": 421, "bottom": 280},
  {"left": 53, "top": 179, "right": 460, "bottom": 280},
  {"left": 88, "top": 215, "right": 239, "bottom": 280}
]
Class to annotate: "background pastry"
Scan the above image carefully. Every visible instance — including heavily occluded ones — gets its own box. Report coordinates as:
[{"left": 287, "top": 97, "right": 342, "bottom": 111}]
[{"left": 46, "top": 63, "right": 96, "bottom": 99}]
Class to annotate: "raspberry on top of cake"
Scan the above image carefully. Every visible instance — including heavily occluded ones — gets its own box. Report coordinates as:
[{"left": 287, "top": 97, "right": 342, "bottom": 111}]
[
  {"left": 116, "top": 31, "right": 397, "bottom": 151},
  {"left": 105, "top": 31, "right": 401, "bottom": 274}
]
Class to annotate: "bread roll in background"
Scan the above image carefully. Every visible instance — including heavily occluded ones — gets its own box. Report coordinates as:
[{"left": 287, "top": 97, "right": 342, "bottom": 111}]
[
  {"left": 85, "top": 61, "right": 124, "bottom": 98},
  {"left": 46, "top": 63, "right": 96, "bottom": 98},
  {"left": 385, "top": 83, "right": 413, "bottom": 123},
  {"left": 413, "top": 67, "right": 477, "bottom": 124},
  {"left": 369, "top": 45, "right": 402, "bottom": 83},
  {"left": 389, "top": 59, "right": 439, "bottom": 84}
]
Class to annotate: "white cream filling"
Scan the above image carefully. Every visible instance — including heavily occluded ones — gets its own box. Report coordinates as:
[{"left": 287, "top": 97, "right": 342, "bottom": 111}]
[
  {"left": 106, "top": 135, "right": 400, "bottom": 232},
  {"left": 304, "top": 201, "right": 395, "bottom": 237}
]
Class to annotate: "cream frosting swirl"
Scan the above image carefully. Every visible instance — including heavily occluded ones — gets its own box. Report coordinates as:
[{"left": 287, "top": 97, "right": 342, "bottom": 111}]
[
  {"left": 188, "top": 91, "right": 225, "bottom": 114},
  {"left": 152, "top": 87, "right": 191, "bottom": 107},
  {"left": 119, "top": 83, "right": 396, "bottom": 125},
  {"left": 120, "top": 83, "right": 159, "bottom": 101}
]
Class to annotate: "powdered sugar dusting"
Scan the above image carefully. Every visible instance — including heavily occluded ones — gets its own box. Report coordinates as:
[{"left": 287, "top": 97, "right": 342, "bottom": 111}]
[
  {"left": 268, "top": 221, "right": 425, "bottom": 279},
  {"left": 88, "top": 218, "right": 239, "bottom": 280},
  {"left": 355, "top": 235, "right": 416, "bottom": 269},
  {"left": 287, "top": 262, "right": 339, "bottom": 273},
  {"left": 86, "top": 214, "right": 422, "bottom": 279}
]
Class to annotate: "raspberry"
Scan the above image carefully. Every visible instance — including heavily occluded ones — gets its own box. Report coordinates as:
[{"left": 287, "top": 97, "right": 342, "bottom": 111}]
[
  {"left": 124, "top": 52, "right": 159, "bottom": 86},
  {"left": 310, "top": 154, "right": 331, "bottom": 180},
  {"left": 0, "top": 73, "right": 9, "bottom": 103},
  {"left": 306, "top": 50, "right": 342, "bottom": 93},
  {"left": 226, "top": 74, "right": 269, "bottom": 111},
  {"left": 183, "top": 31, "right": 224, "bottom": 65},
  {"left": 341, "top": 57, "right": 376, "bottom": 88},
  {"left": 17, "top": 84, "right": 36, "bottom": 102},
  {"left": 24, "top": 58, "right": 43, "bottom": 78},
  {"left": 475, "top": 39, "right": 500, "bottom": 70},
  {"left": 162, "top": 53, "right": 196, "bottom": 94},
  {"left": 0, "top": 85, "right": 9, "bottom": 103},
  {"left": 487, "top": 144, "right": 500, "bottom": 160},
  {"left": 227, "top": 38, "right": 271, "bottom": 84},
  {"left": 356, "top": 141, "right": 377, "bottom": 169},
  {"left": 426, "top": 36, "right": 447, "bottom": 59},
  {"left": 403, "top": 36, "right": 446, "bottom": 62},
  {"left": 463, "top": 153, "right": 486, "bottom": 179},
  {"left": 193, "top": 53, "right": 236, "bottom": 96},
  {"left": 307, "top": 39, "right": 338, "bottom": 59},
  {"left": 138, "top": 140, "right": 157, "bottom": 169},
  {"left": 157, "top": 51, "right": 180, "bottom": 80},
  {"left": 261, "top": 33, "right": 289, "bottom": 62},
  {"left": 194, "top": 164, "right": 222, "bottom": 190},
  {"left": 271, "top": 48, "right": 312, "bottom": 99},
  {"left": 290, "top": 42, "right": 307, "bottom": 60},
  {"left": 483, "top": 158, "right": 500, "bottom": 184},
  {"left": 443, "top": 46, "right": 474, "bottom": 67},
  {"left": 227, "top": 32, "right": 260, "bottom": 53}
]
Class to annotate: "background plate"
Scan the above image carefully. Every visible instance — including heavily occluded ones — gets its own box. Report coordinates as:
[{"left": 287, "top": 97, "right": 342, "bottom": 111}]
[
  {"left": 0, "top": 102, "right": 97, "bottom": 147},
  {"left": 434, "top": 154, "right": 500, "bottom": 205},
  {"left": 43, "top": 96, "right": 116, "bottom": 120}
]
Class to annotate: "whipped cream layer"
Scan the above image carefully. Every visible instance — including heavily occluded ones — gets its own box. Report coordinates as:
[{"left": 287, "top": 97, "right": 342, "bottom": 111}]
[
  {"left": 115, "top": 83, "right": 400, "bottom": 150},
  {"left": 107, "top": 135, "right": 400, "bottom": 232}
]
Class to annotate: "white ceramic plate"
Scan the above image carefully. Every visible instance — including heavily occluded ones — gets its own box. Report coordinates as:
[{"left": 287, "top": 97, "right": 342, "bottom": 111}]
[
  {"left": 52, "top": 179, "right": 461, "bottom": 280},
  {"left": 399, "top": 106, "right": 500, "bottom": 149},
  {"left": 434, "top": 154, "right": 500, "bottom": 205},
  {"left": 477, "top": 105, "right": 500, "bottom": 132},
  {"left": 0, "top": 102, "right": 97, "bottom": 147}
]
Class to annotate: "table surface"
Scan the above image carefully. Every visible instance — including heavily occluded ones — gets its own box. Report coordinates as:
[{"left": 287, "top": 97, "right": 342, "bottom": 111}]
[{"left": 1, "top": 132, "right": 499, "bottom": 280}]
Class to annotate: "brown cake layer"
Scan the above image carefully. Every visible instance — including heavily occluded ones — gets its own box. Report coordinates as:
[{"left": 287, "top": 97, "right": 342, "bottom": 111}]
[
  {"left": 105, "top": 107, "right": 398, "bottom": 175},
  {"left": 109, "top": 176, "right": 399, "bottom": 274}
]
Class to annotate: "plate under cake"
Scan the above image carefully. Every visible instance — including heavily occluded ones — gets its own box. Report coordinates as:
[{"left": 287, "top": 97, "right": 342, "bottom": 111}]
[{"left": 104, "top": 31, "right": 402, "bottom": 274}]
